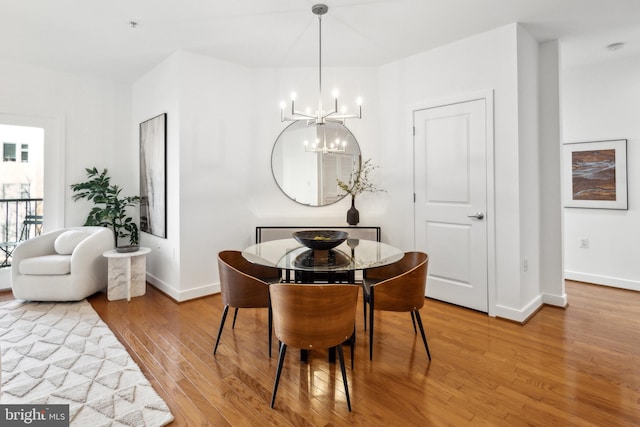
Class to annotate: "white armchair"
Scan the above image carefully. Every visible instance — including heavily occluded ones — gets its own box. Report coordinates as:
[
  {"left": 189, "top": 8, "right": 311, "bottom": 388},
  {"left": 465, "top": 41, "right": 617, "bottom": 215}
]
[{"left": 11, "top": 226, "right": 115, "bottom": 301}]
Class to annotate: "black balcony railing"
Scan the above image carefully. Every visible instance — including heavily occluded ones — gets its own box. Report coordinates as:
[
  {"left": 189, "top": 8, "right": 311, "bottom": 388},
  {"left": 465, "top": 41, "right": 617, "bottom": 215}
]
[{"left": 0, "top": 198, "right": 43, "bottom": 267}]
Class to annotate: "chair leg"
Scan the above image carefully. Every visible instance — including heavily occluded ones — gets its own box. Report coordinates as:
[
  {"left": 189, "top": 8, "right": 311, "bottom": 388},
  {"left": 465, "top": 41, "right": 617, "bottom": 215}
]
[
  {"left": 410, "top": 311, "right": 417, "bottom": 334},
  {"left": 362, "top": 287, "right": 367, "bottom": 331},
  {"left": 270, "top": 342, "right": 288, "bottom": 409},
  {"left": 268, "top": 305, "right": 273, "bottom": 358},
  {"left": 369, "top": 293, "right": 375, "bottom": 360},
  {"left": 336, "top": 345, "right": 352, "bottom": 411},
  {"left": 213, "top": 305, "right": 229, "bottom": 355},
  {"left": 414, "top": 310, "right": 431, "bottom": 361},
  {"left": 232, "top": 307, "right": 239, "bottom": 328},
  {"left": 350, "top": 326, "right": 355, "bottom": 370}
]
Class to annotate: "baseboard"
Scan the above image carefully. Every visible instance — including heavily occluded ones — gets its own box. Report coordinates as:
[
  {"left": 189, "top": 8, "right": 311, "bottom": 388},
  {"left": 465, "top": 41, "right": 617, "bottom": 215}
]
[
  {"left": 145, "top": 272, "right": 220, "bottom": 302},
  {"left": 176, "top": 283, "right": 220, "bottom": 301},
  {"left": 541, "top": 291, "right": 568, "bottom": 307},
  {"left": 564, "top": 271, "right": 640, "bottom": 292},
  {"left": 494, "top": 295, "right": 543, "bottom": 323}
]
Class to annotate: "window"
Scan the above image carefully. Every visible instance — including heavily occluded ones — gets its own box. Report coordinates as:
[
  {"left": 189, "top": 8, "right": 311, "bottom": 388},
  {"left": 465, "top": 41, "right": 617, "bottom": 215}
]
[
  {"left": 21, "top": 184, "right": 30, "bottom": 198},
  {"left": 3, "top": 143, "right": 16, "bottom": 162},
  {"left": 21, "top": 144, "right": 28, "bottom": 162},
  {"left": 2, "top": 183, "right": 18, "bottom": 198}
]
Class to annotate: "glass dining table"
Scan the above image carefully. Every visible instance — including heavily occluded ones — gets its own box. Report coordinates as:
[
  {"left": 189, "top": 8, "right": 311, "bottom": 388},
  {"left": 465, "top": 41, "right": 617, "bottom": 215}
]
[
  {"left": 242, "top": 237, "right": 404, "bottom": 282},
  {"left": 242, "top": 237, "right": 404, "bottom": 362}
]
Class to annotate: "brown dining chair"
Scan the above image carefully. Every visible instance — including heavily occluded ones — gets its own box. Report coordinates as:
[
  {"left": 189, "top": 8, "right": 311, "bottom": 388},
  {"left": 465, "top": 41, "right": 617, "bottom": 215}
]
[
  {"left": 362, "top": 251, "right": 431, "bottom": 361},
  {"left": 214, "top": 250, "right": 281, "bottom": 357},
  {"left": 269, "top": 283, "right": 359, "bottom": 411}
]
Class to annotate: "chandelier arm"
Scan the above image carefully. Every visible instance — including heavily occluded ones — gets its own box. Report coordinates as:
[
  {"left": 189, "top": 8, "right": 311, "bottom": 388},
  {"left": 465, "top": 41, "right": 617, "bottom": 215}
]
[
  {"left": 282, "top": 114, "right": 317, "bottom": 122},
  {"left": 320, "top": 98, "right": 338, "bottom": 120},
  {"left": 291, "top": 100, "right": 317, "bottom": 119},
  {"left": 326, "top": 111, "right": 362, "bottom": 120}
]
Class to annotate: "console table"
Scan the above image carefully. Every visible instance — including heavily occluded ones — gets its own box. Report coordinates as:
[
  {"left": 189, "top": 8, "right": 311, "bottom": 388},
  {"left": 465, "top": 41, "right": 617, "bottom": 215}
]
[
  {"left": 103, "top": 247, "right": 151, "bottom": 302},
  {"left": 256, "top": 226, "right": 381, "bottom": 243}
]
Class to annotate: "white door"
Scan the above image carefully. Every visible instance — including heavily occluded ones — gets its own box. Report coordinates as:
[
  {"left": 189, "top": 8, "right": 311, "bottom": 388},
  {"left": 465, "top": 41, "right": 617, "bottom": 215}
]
[{"left": 414, "top": 98, "right": 488, "bottom": 312}]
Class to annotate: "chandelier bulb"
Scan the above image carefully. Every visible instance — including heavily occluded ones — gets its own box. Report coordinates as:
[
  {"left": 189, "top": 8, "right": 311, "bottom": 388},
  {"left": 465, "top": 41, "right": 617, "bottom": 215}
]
[
  {"left": 279, "top": 101, "right": 286, "bottom": 109},
  {"left": 332, "top": 89, "right": 340, "bottom": 98},
  {"left": 356, "top": 97, "right": 363, "bottom": 106},
  {"left": 290, "top": 92, "right": 297, "bottom": 101}
]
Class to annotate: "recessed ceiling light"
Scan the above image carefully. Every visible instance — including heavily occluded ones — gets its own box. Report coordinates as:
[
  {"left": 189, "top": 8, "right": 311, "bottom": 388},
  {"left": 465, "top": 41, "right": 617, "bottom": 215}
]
[{"left": 606, "top": 42, "right": 624, "bottom": 51}]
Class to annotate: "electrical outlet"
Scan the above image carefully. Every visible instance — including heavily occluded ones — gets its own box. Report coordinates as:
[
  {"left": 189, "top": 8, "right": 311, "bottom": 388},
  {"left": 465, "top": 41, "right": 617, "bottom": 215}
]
[{"left": 580, "top": 237, "right": 589, "bottom": 249}]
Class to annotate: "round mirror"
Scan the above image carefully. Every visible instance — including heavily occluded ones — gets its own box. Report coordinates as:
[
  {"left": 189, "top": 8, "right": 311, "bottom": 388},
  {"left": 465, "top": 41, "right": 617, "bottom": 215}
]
[{"left": 271, "top": 121, "right": 361, "bottom": 206}]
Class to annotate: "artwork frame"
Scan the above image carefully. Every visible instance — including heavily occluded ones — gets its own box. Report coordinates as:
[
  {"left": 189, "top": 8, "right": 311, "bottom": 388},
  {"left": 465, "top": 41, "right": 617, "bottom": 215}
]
[
  {"left": 563, "top": 139, "right": 627, "bottom": 210},
  {"left": 139, "top": 113, "right": 167, "bottom": 238}
]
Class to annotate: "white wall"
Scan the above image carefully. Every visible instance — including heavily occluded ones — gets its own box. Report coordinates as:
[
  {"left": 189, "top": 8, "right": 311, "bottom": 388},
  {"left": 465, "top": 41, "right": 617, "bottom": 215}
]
[
  {"left": 133, "top": 50, "right": 256, "bottom": 301},
  {"left": 517, "top": 26, "right": 541, "bottom": 309},
  {"left": 377, "top": 24, "right": 563, "bottom": 320},
  {"left": 0, "top": 23, "right": 564, "bottom": 314},
  {"left": 0, "top": 62, "right": 133, "bottom": 227},
  {"left": 380, "top": 26, "right": 523, "bottom": 314},
  {"left": 132, "top": 25, "right": 560, "bottom": 314},
  {"left": 562, "top": 55, "right": 640, "bottom": 290},
  {"left": 178, "top": 52, "right": 253, "bottom": 299},
  {"left": 539, "top": 41, "right": 566, "bottom": 306},
  {"left": 133, "top": 56, "right": 381, "bottom": 300},
  {"left": 0, "top": 61, "right": 131, "bottom": 289},
  {"left": 249, "top": 67, "right": 382, "bottom": 230},
  {"left": 132, "top": 52, "right": 182, "bottom": 298}
]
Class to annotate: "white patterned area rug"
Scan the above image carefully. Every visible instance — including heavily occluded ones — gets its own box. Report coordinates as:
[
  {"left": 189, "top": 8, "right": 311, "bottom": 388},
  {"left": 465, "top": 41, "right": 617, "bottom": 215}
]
[{"left": 0, "top": 299, "right": 174, "bottom": 426}]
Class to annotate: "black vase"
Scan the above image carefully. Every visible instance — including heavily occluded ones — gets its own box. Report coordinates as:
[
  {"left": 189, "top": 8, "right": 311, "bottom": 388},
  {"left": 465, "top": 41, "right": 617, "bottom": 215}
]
[{"left": 347, "top": 197, "right": 360, "bottom": 225}]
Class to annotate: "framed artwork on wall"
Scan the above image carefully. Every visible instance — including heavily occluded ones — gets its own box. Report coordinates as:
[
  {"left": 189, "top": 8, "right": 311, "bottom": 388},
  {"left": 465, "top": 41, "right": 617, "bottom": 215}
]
[
  {"left": 563, "top": 139, "right": 627, "bottom": 210},
  {"left": 139, "top": 113, "right": 167, "bottom": 238}
]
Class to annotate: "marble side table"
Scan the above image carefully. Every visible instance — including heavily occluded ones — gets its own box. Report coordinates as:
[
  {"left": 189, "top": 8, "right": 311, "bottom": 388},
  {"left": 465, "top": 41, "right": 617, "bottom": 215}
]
[{"left": 103, "top": 247, "right": 151, "bottom": 301}]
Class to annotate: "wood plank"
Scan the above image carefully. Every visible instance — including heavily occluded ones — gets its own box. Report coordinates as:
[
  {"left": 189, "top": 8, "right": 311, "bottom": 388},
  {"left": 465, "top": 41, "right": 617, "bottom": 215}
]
[{"left": 37, "top": 279, "right": 640, "bottom": 426}]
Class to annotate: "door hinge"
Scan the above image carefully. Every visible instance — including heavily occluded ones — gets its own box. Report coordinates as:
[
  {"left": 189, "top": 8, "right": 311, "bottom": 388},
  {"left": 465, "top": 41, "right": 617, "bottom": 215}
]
[
  {"left": 413, "top": 193, "right": 416, "bottom": 203},
  {"left": 413, "top": 126, "right": 415, "bottom": 136}
]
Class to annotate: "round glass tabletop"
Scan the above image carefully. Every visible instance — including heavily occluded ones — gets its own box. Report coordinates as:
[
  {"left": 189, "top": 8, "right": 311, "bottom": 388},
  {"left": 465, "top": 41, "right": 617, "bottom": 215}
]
[{"left": 242, "top": 238, "right": 404, "bottom": 272}]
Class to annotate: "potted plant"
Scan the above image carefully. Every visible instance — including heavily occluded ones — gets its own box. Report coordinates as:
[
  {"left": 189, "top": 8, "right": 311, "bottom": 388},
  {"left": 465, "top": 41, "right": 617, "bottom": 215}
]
[
  {"left": 337, "top": 158, "right": 385, "bottom": 225},
  {"left": 70, "top": 167, "right": 141, "bottom": 251}
]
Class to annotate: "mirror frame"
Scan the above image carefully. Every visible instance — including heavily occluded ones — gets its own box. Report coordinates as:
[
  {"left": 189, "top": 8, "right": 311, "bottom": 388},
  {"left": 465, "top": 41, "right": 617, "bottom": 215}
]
[{"left": 271, "top": 121, "right": 361, "bottom": 206}]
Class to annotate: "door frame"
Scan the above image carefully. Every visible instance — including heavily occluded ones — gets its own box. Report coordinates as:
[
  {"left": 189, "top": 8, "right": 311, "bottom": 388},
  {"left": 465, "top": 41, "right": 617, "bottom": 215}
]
[
  {"left": 409, "top": 90, "right": 497, "bottom": 316},
  {"left": 0, "top": 112, "right": 65, "bottom": 291},
  {"left": 0, "top": 112, "right": 65, "bottom": 232}
]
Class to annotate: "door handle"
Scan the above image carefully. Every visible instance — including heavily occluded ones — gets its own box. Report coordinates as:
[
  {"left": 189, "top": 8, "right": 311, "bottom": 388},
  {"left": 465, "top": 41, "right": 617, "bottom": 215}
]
[{"left": 467, "top": 212, "right": 484, "bottom": 220}]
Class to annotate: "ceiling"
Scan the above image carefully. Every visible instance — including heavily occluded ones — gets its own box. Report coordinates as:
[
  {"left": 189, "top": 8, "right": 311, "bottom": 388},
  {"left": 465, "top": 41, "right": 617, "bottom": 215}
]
[{"left": 2, "top": 0, "right": 640, "bottom": 82}]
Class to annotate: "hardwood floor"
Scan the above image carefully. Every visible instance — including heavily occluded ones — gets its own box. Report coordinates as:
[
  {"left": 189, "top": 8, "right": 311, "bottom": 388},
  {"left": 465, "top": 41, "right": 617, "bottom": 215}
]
[{"left": 5, "top": 280, "right": 637, "bottom": 426}]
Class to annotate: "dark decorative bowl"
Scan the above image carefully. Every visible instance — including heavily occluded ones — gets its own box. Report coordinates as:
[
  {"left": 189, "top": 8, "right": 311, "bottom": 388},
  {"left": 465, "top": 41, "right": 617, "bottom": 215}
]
[{"left": 292, "top": 230, "right": 349, "bottom": 251}]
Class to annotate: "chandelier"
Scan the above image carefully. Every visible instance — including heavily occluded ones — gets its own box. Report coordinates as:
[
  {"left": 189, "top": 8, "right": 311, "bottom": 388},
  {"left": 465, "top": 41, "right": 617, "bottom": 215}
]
[
  {"left": 280, "top": 3, "right": 363, "bottom": 131},
  {"left": 303, "top": 124, "right": 348, "bottom": 153}
]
